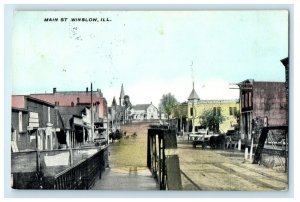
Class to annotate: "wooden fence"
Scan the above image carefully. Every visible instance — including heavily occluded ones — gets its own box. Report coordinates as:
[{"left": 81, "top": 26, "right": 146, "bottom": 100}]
[
  {"left": 147, "top": 128, "right": 182, "bottom": 190},
  {"left": 11, "top": 146, "right": 108, "bottom": 189}
]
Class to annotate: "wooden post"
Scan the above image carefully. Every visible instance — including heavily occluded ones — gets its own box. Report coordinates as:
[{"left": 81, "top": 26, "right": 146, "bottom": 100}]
[
  {"left": 69, "top": 148, "right": 73, "bottom": 166},
  {"left": 244, "top": 147, "right": 248, "bottom": 161},
  {"left": 285, "top": 130, "right": 288, "bottom": 173},
  {"left": 158, "top": 135, "right": 162, "bottom": 189},
  {"left": 147, "top": 130, "right": 151, "bottom": 169},
  {"left": 91, "top": 82, "right": 94, "bottom": 142},
  {"left": 83, "top": 127, "right": 85, "bottom": 144},
  {"left": 250, "top": 138, "right": 254, "bottom": 161},
  {"left": 36, "top": 130, "right": 41, "bottom": 173}
]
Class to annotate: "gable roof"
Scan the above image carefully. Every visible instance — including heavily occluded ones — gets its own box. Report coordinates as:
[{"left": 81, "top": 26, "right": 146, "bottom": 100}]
[
  {"left": 12, "top": 95, "right": 55, "bottom": 109},
  {"left": 56, "top": 106, "right": 86, "bottom": 117},
  {"left": 132, "top": 104, "right": 151, "bottom": 111},
  {"left": 56, "top": 106, "right": 88, "bottom": 130}
]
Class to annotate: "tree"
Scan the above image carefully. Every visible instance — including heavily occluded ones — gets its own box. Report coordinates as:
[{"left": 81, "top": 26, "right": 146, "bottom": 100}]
[
  {"left": 233, "top": 110, "right": 240, "bottom": 130},
  {"left": 200, "top": 108, "right": 225, "bottom": 133},
  {"left": 159, "top": 93, "right": 178, "bottom": 121}
]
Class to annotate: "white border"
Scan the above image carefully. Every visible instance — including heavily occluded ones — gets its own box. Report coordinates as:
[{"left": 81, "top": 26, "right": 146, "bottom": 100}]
[{"left": 2, "top": 1, "right": 299, "bottom": 200}]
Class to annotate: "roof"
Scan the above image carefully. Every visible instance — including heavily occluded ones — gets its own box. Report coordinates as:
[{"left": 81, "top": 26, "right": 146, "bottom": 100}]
[
  {"left": 188, "top": 82, "right": 200, "bottom": 101},
  {"left": 56, "top": 106, "right": 86, "bottom": 117},
  {"left": 12, "top": 95, "right": 55, "bottom": 109},
  {"left": 60, "top": 114, "right": 73, "bottom": 129},
  {"left": 56, "top": 106, "right": 89, "bottom": 129},
  {"left": 132, "top": 104, "right": 151, "bottom": 111},
  {"left": 11, "top": 107, "right": 29, "bottom": 112},
  {"left": 30, "top": 90, "right": 106, "bottom": 107},
  {"left": 280, "top": 57, "right": 289, "bottom": 67},
  {"left": 198, "top": 99, "right": 239, "bottom": 104}
]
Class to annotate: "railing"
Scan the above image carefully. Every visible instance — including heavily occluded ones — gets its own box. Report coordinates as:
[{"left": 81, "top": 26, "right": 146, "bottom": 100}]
[
  {"left": 43, "top": 147, "right": 108, "bottom": 189},
  {"left": 147, "top": 128, "right": 182, "bottom": 190},
  {"left": 253, "top": 126, "right": 288, "bottom": 172},
  {"left": 11, "top": 146, "right": 108, "bottom": 189}
]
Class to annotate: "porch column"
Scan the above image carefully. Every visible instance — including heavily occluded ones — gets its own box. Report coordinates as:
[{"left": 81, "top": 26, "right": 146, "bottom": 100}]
[
  {"left": 66, "top": 131, "right": 70, "bottom": 148},
  {"left": 83, "top": 127, "right": 86, "bottom": 144}
]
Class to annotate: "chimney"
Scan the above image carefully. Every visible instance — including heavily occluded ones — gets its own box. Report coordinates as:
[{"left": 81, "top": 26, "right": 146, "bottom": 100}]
[{"left": 53, "top": 88, "right": 56, "bottom": 94}]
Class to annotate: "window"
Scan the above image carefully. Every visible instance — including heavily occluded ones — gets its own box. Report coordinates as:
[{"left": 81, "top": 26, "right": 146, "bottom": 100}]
[
  {"left": 233, "top": 107, "right": 237, "bottom": 115},
  {"left": 71, "top": 102, "right": 74, "bottom": 107},
  {"left": 213, "top": 107, "right": 221, "bottom": 116},
  {"left": 190, "top": 108, "right": 193, "bottom": 116},
  {"left": 77, "top": 97, "right": 80, "bottom": 103},
  {"left": 230, "top": 107, "right": 237, "bottom": 116}
]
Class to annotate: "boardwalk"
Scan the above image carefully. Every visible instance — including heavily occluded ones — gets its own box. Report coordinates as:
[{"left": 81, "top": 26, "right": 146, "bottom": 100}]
[
  {"left": 92, "top": 163, "right": 159, "bottom": 190},
  {"left": 92, "top": 123, "right": 159, "bottom": 190}
]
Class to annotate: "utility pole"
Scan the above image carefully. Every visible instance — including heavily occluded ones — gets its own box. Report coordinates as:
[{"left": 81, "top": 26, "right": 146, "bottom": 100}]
[
  {"left": 91, "top": 82, "right": 94, "bottom": 142},
  {"left": 192, "top": 82, "right": 195, "bottom": 133}
]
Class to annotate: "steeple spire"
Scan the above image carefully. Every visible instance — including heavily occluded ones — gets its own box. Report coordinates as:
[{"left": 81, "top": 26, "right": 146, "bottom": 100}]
[
  {"left": 112, "top": 97, "right": 117, "bottom": 107},
  {"left": 119, "top": 83, "right": 125, "bottom": 106}
]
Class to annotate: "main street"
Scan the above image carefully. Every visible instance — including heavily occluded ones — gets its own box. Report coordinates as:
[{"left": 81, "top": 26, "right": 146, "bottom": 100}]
[{"left": 91, "top": 122, "right": 288, "bottom": 191}]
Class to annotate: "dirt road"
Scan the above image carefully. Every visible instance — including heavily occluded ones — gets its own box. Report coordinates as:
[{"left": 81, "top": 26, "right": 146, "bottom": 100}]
[{"left": 178, "top": 144, "right": 288, "bottom": 191}]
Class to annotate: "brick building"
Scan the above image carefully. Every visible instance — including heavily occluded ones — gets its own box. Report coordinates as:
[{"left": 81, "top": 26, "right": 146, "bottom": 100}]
[
  {"left": 30, "top": 87, "right": 108, "bottom": 121},
  {"left": 280, "top": 57, "right": 289, "bottom": 126},
  {"left": 238, "top": 79, "right": 287, "bottom": 142}
]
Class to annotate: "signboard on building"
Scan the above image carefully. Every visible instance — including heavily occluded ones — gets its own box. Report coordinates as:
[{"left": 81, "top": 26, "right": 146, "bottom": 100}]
[{"left": 28, "top": 112, "right": 39, "bottom": 128}]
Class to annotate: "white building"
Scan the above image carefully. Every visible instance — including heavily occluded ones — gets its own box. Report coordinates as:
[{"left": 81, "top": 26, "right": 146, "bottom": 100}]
[{"left": 130, "top": 103, "right": 159, "bottom": 121}]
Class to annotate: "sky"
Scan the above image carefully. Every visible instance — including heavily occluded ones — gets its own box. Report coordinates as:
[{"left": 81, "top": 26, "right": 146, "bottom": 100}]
[{"left": 12, "top": 11, "right": 288, "bottom": 107}]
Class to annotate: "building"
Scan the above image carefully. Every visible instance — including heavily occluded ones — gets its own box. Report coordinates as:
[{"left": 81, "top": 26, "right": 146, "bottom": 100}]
[
  {"left": 56, "top": 106, "right": 102, "bottom": 148},
  {"left": 30, "top": 87, "right": 108, "bottom": 122},
  {"left": 11, "top": 95, "right": 64, "bottom": 151},
  {"left": 237, "top": 79, "right": 287, "bottom": 142},
  {"left": 280, "top": 57, "right": 289, "bottom": 126},
  {"left": 108, "top": 84, "right": 133, "bottom": 131},
  {"left": 177, "top": 83, "right": 240, "bottom": 133},
  {"left": 130, "top": 103, "right": 159, "bottom": 121}
]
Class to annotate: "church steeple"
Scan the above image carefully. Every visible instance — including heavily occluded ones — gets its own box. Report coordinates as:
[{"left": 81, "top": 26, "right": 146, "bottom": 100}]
[
  {"left": 112, "top": 96, "right": 117, "bottom": 107},
  {"left": 119, "top": 83, "right": 125, "bottom": 106}
]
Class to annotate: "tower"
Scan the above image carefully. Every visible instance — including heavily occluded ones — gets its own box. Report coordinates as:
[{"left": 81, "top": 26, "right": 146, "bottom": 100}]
[
  {"left": 188, "top": 82, "right": 200, "bottom": 102},
  {"left": 188, "top": 82, "right": 200, "bottom": 133},
  {"left": 119, "top": 83, "right": 125, "bottom": 106}
]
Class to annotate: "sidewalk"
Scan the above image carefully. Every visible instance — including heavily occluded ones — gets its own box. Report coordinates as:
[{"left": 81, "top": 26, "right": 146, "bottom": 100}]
[{"left": 91, "top": 165, "right": 159, "bottom": 190}]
